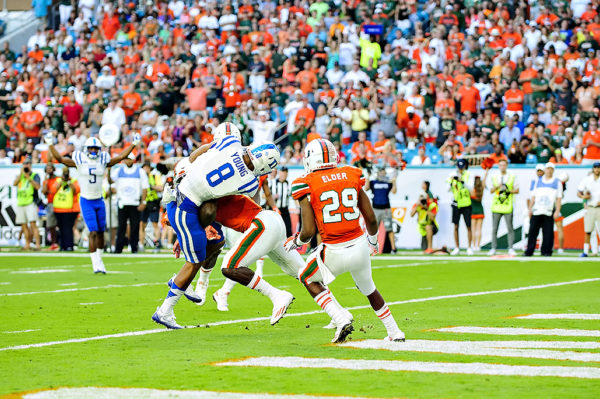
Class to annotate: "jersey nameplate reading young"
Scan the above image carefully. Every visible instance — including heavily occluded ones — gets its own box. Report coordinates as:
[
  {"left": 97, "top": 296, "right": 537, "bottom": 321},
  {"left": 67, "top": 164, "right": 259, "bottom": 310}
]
[
  {"left": 291, "top": 165, "right": 365, "bottom": 244},
  {"left": 178, "top": 136, "right": 259, "bottom": 205}
]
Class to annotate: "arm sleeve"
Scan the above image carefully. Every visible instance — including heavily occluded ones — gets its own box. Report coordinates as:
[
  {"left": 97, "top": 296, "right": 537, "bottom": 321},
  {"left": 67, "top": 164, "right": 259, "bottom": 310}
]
[
  {"left": 73, "top": 151, "right": 82, "bottom": 167},
  {"left": 291, "top": 176, "right": 311, "bottom": 200}
]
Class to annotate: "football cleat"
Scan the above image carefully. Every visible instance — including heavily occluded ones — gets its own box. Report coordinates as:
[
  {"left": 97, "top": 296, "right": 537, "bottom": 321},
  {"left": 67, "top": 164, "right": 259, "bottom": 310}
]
[
  {"left": 323, "top": 308, "right": 354, "bottom": 329},
  {"left": 466, "top": 247, "right": 474, "bottom": 256},
  {"left": 580, "top": 253, "right": 588, "bottom": 258},
  {"left": 450, "top": 248, "right": 460, "bottom": 256},
  {"left": 212, "top": 289, "right": 229, "bottom": 311},
  {"left": 167, "top": 275, "right": 202, "bottom": 304},
  {"left": 194, "top": 281, "right": 209, "bottom": 306},
  {"left": 151, "top": 307, "right": 183, "bottom": 329},
  {"left": 270, "top": 291, "right": 295, "bottom": 325},
  {"left": 557, "top": 248, "right": 565, "bottom": 255},
  {"left": 332, "top": 322, "right": 354, "bottom": 343},
  {"left": 487, "top": 249, "right": 496, "bottom": 256},
  {"left": 508, "top": 248, "right": 517, "bottom": 256},
  {"left": 385, "top": 330, "right": 406, "bottom": 342}
]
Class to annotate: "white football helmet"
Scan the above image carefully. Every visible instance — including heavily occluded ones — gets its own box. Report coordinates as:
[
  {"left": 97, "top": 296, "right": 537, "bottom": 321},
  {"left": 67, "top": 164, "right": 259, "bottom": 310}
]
[
  {"left": 558, "top": 171, "right": 569, "bottom": 183},
  {"left": 84, "top": 137, "right": 103, "bottom": 160},
  {"left": 213, "top": 122, "right": 241, "bottom": 141},
  {"left": 303, "top": 138, "right": 337, "bottom": 173},
  {"left": 247, "top": 142, "right": 280, "bottom": 176},
  {"left": 174, "top": 157, "right": 191, "bottom": 185}
]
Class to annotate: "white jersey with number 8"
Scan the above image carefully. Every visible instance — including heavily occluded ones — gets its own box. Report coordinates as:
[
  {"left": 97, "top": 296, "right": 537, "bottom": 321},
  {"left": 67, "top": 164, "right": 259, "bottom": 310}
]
[
  {"left": 178, "top": 136, "right": 258, "bottom": 205},
  {"left": 73, "top": 150, "right": 110, "bottom": 200}
]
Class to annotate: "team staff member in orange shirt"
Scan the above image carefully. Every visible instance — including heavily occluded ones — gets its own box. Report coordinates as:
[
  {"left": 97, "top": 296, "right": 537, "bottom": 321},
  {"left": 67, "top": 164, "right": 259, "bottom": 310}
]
[
  {"left": 456, "top": 78, "right": 480, "bottom": 114},
  {"left": 583, "top": 118, "right": 600, "bottom": 164}
]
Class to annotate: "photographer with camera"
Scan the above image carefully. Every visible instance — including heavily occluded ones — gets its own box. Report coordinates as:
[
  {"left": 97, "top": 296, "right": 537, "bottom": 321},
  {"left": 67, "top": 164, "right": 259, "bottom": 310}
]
[
  {"left": 448, "top": 158, "right": 474, "bottom": 255},
  {"left": 488, "top": 159, "right": 519, "bottom": 256},
  {"left": 52, "top": 166, "right": 80, "bottom": 251},
  {"left": 366, "top": 166, "right": 398, "bottom": 254},
  {"left": 13, "top": 158, "right": 41, "bottom": 251},
  {"left": 410, "top": 192, "right": 439, "bottom": 253}
]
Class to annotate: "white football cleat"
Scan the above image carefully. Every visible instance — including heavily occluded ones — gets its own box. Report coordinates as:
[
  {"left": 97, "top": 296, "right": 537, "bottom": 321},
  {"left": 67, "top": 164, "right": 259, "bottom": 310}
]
[
  {"left": 212, "top": 289, "right": 229, "bottom": 311},
  {"left": 270, "top": 291, "right": 295, "bottom": 325},
  {"left": 450, "top": 247, "right": 460, "bottom": 256},
  {"left": 557, "top": 248, "right": 565, "bottom": 255},
  {"left": 466, "top": 247, "right": 474, "bottom": 256},
  {"left": 508, "top": 248, "right": 517, "bottom": 256},
  {"left": 487, "top": 249, "right": 496, "bottom": 256},
  {"left": 385, "top": 330, "right": 406, "bottom": 342},
  {"left": 151, "top": 307, "right": 183, "bottom": 329},
  {"left": 195, "top": 281, "right": 209, "bottom": 306},
  {"left": 323, "top": 308, "right": 354, "bottom": 329},
  {"left": 332, "top": 322, "right": 354, "bottom": 343}
]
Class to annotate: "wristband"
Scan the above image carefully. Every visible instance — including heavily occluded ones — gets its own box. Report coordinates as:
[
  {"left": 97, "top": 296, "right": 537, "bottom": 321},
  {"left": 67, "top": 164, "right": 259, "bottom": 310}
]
[
  {"left": 294, "top": 233, "right": 310, "bottom": 246},
  {"left": 367, "top": 233, "right": 378, "bottom": 246}
]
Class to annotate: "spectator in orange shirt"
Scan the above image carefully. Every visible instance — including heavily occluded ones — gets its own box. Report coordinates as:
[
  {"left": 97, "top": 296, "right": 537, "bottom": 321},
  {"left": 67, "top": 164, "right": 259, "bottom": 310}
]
[
  {"left": 295, "top": 97, "right": 316, "bottom": 127},
  {"left": 456, "top": 78, "right": 480, "bottom": 114},
  {"left": 373, "top": 130, "right": 390, "bottom": 153},
  {"left": 296, "top": 61, "right": 318, "bottom": 95},
  {"left": 489, "top": 143, "right": 508, "bottom": 164},
  {"left": 351, "top": 131, "right": 375, "bottom": 160},
  {"left": 583, "top": 118, "right": 600, "bottom": 163},
  {"left": 27, "top": 44, "right": 44, "bottom": 63},
  {"left": 504, "top": 80, "right": 525, "bottom": 121},
  {"left": 435, "top": 89, "right": 456, "bottom": 115},
  {"left": 536, "top": 7, "right": 559, "bottom": 26},
  {"left": 122, "top": 85, "right": 143, "bottom": 122},
  {"left": 399, "top": 106, "right": 422, "bottom": 143},
  {"left": 21, "top": 109, "right": 43, "bottom": 143},
  {"left": 102, "top": 11, "right": 121, "bottom": 41},
  {"left": 549, "top": 149, "right": 569, "bottom": 164}
]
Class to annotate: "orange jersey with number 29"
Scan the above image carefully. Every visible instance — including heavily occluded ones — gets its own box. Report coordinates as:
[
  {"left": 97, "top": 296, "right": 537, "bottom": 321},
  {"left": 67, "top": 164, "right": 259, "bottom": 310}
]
[{"left": 291, "top": 166, "right": 366, "bottom": 244}]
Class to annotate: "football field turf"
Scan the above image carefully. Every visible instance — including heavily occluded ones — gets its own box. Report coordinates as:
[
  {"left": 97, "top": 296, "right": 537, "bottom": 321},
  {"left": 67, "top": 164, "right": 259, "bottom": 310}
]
[{"left": 1, "top": 253, "right": 599, "bottom": 398}]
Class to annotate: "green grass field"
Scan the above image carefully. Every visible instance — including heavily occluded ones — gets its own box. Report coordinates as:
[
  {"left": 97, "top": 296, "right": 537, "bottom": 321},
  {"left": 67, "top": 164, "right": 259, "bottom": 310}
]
[{"left": 1, "top": 253, "right": 599, "bottom": 398}]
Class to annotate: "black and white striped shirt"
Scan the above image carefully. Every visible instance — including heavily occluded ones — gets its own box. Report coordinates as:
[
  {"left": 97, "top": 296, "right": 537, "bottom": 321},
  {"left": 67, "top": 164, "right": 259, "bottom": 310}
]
[{"left": 271, "top": 179, "right": 291, "bottom": 209}]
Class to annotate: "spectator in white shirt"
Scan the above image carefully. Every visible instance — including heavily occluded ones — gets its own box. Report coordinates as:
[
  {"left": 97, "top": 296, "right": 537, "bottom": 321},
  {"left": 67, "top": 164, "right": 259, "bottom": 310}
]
[
  {"left": 283, "top": 90, "right": 305, "bottom": 135},
  {"left": 341, "top": 61, "right": 370, "bottom": 89},
  {"left": 326, "top": 62, "right": 344, "bottom": 86},
  {"left": 102, "top": 98, "right": 126, "bottom": 127},
  {"left": 247, "top": 110, "right": 280, "bottom": 144},
  {"left": 411, "top": 146, "right": 432, "bottom": 165},
  {"left": 95, "top": 66, "right": 116, "bottom": 90}
]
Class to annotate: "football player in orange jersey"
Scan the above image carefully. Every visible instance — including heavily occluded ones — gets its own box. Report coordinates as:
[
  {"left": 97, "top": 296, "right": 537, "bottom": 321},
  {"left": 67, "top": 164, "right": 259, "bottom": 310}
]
[{"left": 285, "top": 138, "right": 405, "bottom": 343}]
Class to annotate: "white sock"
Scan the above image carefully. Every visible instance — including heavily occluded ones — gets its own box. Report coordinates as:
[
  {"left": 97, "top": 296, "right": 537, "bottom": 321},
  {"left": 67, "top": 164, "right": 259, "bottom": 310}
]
[
  {"left": 96, "top": 249, "right": 104, "bottom": 264},
  {"left": 592, "top": 231, "right": 599, "bottom": 254},
  {"left": 584, "top": 243, "right": 590, "bottom": 255},
  {"left": 196, "top": 267, "right": 212, "bottom": 290},
  {"left": 221, "top": 277, "right": 237, "bottom": 294},
  {"left": 315, "top": 290, "right": 349, "bottom": 326},
  {"left": 255, "top": 258, "right": 264, "bottom": 276},
  {"left": 159, "top": 283, "right": 185, "bottom": 314},
  {"left": 247, "top": 273, "right": 277, "bottom": 301},
  {"left": 90, "top": 251, "right": 98, "bottom": 269},
  {"left": 375, "top": 303, "right": 401, "bottom": 336}
]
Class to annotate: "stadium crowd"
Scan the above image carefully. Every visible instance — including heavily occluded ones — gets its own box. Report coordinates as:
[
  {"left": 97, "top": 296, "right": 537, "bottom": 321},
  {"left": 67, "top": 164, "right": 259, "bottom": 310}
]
[{"left": 1, "top": 0, "right": 597, "bottom": 169}]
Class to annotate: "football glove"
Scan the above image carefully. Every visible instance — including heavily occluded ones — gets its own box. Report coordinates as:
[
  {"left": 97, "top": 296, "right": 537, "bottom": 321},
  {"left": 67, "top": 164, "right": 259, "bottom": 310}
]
[
  {"left": 367, "top": 233, "right": 379, "bottom": 255},
  {"left": 283, "top": 232, "right": 309, "bottom": 252},
  {"left": 205, "top": 225, "right": 221, "bottom": 241},
  {"left": 43, "top": 132, "right": 54, "bottom": 146},
  {"left": 132, "top": 132, "right": 141, "bottom": 146},
  {"left": 173, "top": 240, "right": 181, "bottom": 259}
]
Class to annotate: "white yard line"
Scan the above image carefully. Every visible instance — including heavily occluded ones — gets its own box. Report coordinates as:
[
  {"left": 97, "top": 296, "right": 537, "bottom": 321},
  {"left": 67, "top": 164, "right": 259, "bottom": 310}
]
[
  {"left": 23, "top": 387, "right": 375, "bottom": 399},
  {"left": 3, "top": 329, "right": 40, "bottom": 334},
  {"left": 10, "top": 269, "right": 73, "bottom": 274},
  {"left": 435, "top": 326, "right": 600, "bottom": 337},
  {"left": 79, "top": 302, "right": 103, "bottom": 306},
  {"left": 1, "top": 277, "right": 599, "bottom": 352},
  {"left": 0, "top": 282, "right": 164, "bottom": 297},
  {"left": 341, "top": 339, "right": 600, "bottom": 362},
  {"left": 216, "top": 356, "right": 600, "bottom": 379},
  {"left": 514, "top": 314, "right": 600, "bottom": 320}
]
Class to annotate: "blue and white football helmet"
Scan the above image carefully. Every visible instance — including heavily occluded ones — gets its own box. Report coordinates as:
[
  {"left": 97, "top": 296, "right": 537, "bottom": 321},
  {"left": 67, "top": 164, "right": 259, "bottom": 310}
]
[
  {"left": 84, "top": 137, "right": 102, "bottom": 160},
  {"left": 247, "top": 142, "right": 280, "bottom": 176}
]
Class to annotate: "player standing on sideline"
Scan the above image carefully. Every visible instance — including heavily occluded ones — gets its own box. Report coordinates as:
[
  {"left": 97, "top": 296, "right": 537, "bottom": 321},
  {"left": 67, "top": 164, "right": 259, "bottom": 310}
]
[
  {"left": 285, "top": 138, "right": 405, "bottom": 343},
  {"left": 45, "top": 133, "right": 139, "bottom": 273},
  {"left": 577, "top": 162, "right": 600, "bottom": 257}
]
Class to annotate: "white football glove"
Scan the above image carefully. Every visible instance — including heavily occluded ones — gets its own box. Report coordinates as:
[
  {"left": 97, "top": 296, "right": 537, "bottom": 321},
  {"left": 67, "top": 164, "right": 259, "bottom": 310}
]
[
  {"left": 367, "top": 233, "right": 379, "bottom": 255},
  {"left": 43, "top": 132, "right": 54, "bottom": 146},
  {"left": 132, "top": 132, "right": 141, "bottom": 146},
  {"left": 283, "top": 232, "right": 309, "bottom": 252}
]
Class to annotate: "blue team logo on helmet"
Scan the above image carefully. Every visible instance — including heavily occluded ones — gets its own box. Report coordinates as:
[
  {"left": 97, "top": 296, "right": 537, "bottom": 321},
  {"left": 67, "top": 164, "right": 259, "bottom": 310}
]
[{"left": 85, "top": 137, "right": 102, "bottom": 160}]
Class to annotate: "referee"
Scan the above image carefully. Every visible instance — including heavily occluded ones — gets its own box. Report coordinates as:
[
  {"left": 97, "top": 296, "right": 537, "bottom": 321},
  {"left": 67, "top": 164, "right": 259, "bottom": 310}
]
[
  {"left": 271, "top": 166, "right": 292, "bottom": 237},
  {"left": 366, "top": 167, "right": 398, "bottom": 254}
]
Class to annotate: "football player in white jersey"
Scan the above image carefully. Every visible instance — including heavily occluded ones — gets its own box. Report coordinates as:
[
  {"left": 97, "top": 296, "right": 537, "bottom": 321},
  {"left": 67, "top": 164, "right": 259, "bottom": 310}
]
[
  {"left": 46, "top": 133, "right": 140, "bottom": 273},
  {"left": 153, "top": 125, "right": 286, "bottom": 328}
]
